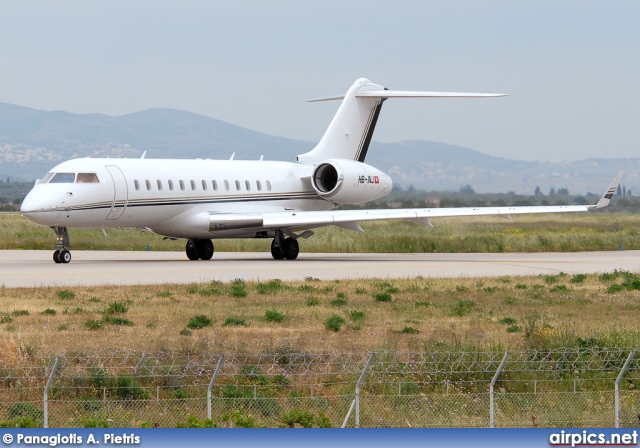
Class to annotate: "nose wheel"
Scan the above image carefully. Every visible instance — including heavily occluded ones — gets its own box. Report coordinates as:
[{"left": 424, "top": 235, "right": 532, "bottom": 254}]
[{"left": 51, "top": 227, "right": 72, "bottom": 264}]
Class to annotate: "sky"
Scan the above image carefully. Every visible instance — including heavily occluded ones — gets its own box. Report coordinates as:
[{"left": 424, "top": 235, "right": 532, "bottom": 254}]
[{"left": 0, "top": 1, "right": 639, "bottom": 162}]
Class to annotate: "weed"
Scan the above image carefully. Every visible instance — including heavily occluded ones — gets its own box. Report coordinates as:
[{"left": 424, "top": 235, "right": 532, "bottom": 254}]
[
  {"left": 499, "top": 317, "right": 517, "bottom": 325},
  {"left": 56, "top": 290, "right": 75, "bottom": 299},
  {"left": 401, "top": 326, "right": 420, "bottom": 334},
  {"left": 483, "top": 286, "right": 498, "bottom": 293},
  {"left": 230, "top": 278, "right": 248, "bottom": 297},
  {"left": 187, "top": 315, "right": 213, "bottom": 329},
  {"left": 550, "top": 285, "right": 568, "bottom": 292},
  {"left": 256, "top": 280, "right": 283, "bottom": 294},
  {"left": 88, "top": 297, "right": 101, "bottom": 303},
  {"left": 515, "top": 283, "right": 528, "bottom": 290},
  {"left": 324, "top": 315, "right": 345, "bottom": 331},
  {"left": 105, "top": 301, "right": 129, "bottom": 315},
  {"left": 502, "top": 296, "right": 517, "bottom": 306},
  {"left": 306, "top": 297, "right": 319, "bottom": 306},
  {"left": 415, "top": 301, "right": 432, "bottom": 308},
  {"left": 157, "top": 290, "right": 173, "bottom": 298},
  {"left": 1, "top": 315, "right": 14, "bottom": 323},
  {"left": 41, "top": 308, "right": 57, "bottom": 316},
  {"left": 223, "top": 317, "right": 247, "bottom": 327},
  {"left": 282, "top": 409, "right": 314, "bottom": 428},
  {"left": 451, "top": 300, "right": 475, "bottom": 316},
  {"left": 304, "top": 276, "right": 320, "bottom": 282},
  {"left": 84, "top": 320, "right": 102, "bottom": 330},
  {"left": 506, "top": 325, "right": 522, "bottom": 333},
  {"left": 176, "top": 415, "right": 216, "bottom": 428},
  {"left": 374, "top": 293, "right": 392, "bottom": 302},
  {"left": 570, "top": 274, "right": 588, "bottom": 284},
  {"left": 174, "top": 389, "right": 189, "bottom": 399},
  {"left": 186, "top": 284, "right": 198, "bottom": 294},
  {"left": 57, "top": 324, "right": 68, "bottom": 331},
  {"left": 264, "top": 309, "right": 284, "bottom": 323},
  {"left": 455, "top": 285, "right": 469, "bottom": 293},
  {"left": 330, "top": 298, "right": 348, "bottom": 307},
  {"left": 179, "top": 328, "right": 192, "bottom": 336},
  {"left": 11, "top": 310, "right": 29, "bottom": 316},
  {"left": 103, "top": 316, "right": 134, "bottom": 326},
  {"left": 349, "top": 310, "right": 365, "bottom": 321},
  {"left": 607, "top": 284, "right": 624, "bottom": 294},
  {"left": 355, "top": 288, "right": 367, "bottom": 294},
  {"left": 543, "top": 275, "right": 559, "bottom": 284}
]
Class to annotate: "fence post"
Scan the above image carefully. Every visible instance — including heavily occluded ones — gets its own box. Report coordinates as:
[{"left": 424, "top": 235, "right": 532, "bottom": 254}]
[
  {"left": 43, "top": 356, "right": 60, "bottom": 428},
  {"left": 341, "top": 352, "right": 375, "bottom": 428},
  {"left": 490, "top": 351, "right": 509, "bottom": 428},
  {"left": 207, "top": 355, "right": 224, "bottom": 420},
  {"left": 615, "top": 350, "right": 635, "bottom": 428}
]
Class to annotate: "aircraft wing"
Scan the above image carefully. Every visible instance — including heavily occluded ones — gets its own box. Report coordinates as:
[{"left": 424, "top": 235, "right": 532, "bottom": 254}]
[{"left": 259, "top": 171, "right": 623, "bottom": 231}]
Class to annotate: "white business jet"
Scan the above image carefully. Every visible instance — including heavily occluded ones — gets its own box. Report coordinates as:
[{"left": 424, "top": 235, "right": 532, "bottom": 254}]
[{"left": 20, "top": 78, "right": 622, "bottom": 264}]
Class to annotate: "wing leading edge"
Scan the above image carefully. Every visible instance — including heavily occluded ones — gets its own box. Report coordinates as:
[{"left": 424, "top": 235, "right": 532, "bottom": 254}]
[{"left": 258, "top": 171, "right": 624, "bottom": 232}]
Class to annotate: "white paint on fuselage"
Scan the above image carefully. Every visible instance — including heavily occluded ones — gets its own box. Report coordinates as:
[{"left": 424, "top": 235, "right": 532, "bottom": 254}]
[{"left": 21, "top": 158, "right": 333, "bottom": 239}]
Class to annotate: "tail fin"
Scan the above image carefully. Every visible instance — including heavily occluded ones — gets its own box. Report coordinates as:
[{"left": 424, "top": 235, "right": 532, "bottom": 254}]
[{"left": 296, "top": 78, "right": 507, "bottom": 164}]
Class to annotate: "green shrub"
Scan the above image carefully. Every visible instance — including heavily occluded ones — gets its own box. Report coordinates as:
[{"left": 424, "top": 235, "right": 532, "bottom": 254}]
[
  {"left": 282, "top": 409, "right": 315, "bottom": 428},
  {"left": 56, "top": 290, "right": 75, "bottom": 299},
  {"left": 174, "top": 388, "right": 189, "bottom": 399},
  {"left": 373, "top": 293, "right": 392, "bottom": 302},
  {"left": 187, "top": 315, "right": 212, "bottom": 329},
  {"left": 84, "top": 320, "right": 102, "bottom": 330},
  {"left": 7, "top": 403, "right": 44, "bottom": 422},
  {"left": 264, "top": 309, "right": 284, "bottom": 323},
  {"left": 570, "top": 274, "right": 588, "bottom": 284},
  {"left": 506, "top": 325, "right": 522, "bottom": 333},
  {"left": 324, "top": 315, "right": 345, "bottom": 332},
  {"left": 103, "top": 316, "right": 134, "bottom": 326},
  {"left": 105, "top": 301, "right": 129, "bottom": 315},
  {"left": 499, "top": 317, "right": 517, "bottom": 325},
  {"left": 223, "top": 317, "right": 247, "bottom": 327},
  {"left": 82, "top": 418, "right": 109, "bottom": 428},
  {"left": 306, "top": 297, "right": 319, "bottom": 306},
  {"left": 114, "top": 375, "right": 148, "bottom": 400},
  {"left": 42, "top": 308, "right": 57, "bottom": 316},
  {"left": 230, "top": 278, "right": 247, "bottom": 297},
  {"left": 176, "top": 415, "right": 216, "bottom": 428},
  {"left": 607, "top": 284, "right": 624, "bottom": 294}
]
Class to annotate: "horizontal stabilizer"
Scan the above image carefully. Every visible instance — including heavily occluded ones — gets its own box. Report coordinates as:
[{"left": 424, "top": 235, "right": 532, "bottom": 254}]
[{"left": 357, "top": 90, "right": 509, "bottom": 99}]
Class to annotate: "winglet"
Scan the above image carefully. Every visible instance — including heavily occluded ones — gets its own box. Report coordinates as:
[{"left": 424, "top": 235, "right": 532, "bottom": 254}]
[{"left": 592, "top": 171, "right": 624, "bottom": 209}]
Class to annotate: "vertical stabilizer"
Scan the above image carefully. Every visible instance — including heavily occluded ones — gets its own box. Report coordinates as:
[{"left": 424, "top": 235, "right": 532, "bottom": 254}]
[{"left": 297, "top": 78, "right": 385, "bottom": 164}]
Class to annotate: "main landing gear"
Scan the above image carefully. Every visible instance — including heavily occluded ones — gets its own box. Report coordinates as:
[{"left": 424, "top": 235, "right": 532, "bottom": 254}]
[
  {"left": 270, "top": 230, "right": 299, "bottom": 260},
  {"left": 186, "top": 239, "right": 214, "bottom": 260},
  {"left": 51, "top": 226, "right": 71, "bottom": 264}
]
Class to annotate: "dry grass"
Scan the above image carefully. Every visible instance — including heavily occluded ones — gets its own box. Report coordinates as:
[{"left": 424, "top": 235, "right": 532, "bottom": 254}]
[
  {"left": 3, "top": 212, "right": 640, "bottom": 253},
  {"left": 2, "top": 273, "right": 640, "bottom": 357}
]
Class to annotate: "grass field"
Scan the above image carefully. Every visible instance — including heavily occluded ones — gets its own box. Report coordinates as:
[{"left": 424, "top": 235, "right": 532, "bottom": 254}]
[
  {"left": 2, "top": 211, "right": 640, "bottom": 253},
  {"left": 2, "top": 271, "right": 640, "bottom": 358}
]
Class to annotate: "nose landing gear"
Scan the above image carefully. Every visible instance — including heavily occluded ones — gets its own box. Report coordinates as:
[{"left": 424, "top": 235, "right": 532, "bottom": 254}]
[{"left": 51, "top": 227, "right": 71, "bottom": 264}]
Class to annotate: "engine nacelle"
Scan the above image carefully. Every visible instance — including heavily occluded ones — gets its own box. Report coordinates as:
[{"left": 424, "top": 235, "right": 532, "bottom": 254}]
[{"left": 311, "top": 159, "right": 392, "bottom": 204}]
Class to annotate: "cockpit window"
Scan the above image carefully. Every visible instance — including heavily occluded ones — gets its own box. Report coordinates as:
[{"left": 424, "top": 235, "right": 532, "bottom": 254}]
[
  {"left": 76, "top": 173, "right": 99, "bottom": 183},
  {"left": 49, "top": 173, "right": 76, "bottom": 183},
  {"left": 39, "top": 173, "right": 55, "bottom": 184}
]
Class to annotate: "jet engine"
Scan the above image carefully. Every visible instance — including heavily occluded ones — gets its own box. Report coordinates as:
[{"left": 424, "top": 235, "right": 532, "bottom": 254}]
[{"left": 311, "top": 159, "right": 392, "bottom": 204}]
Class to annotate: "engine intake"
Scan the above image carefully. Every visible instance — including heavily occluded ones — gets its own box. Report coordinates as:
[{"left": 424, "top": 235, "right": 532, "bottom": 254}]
[{"left": 311, "top": 159, "right": 392, "bottom": 204}]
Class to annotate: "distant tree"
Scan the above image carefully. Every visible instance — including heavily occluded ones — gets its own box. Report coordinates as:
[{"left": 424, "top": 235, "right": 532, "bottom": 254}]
[
  {"left": 617, "top": 185, "right": 622, "bottom": 196},
  {"left": 549, "top": 187, "right": 556, "bottom": 196},
  {"left": 628, "top": 189, "right": 632, "bottom": 197},
  {"left": 407, "top": 184, "right": 416, "bottom": 193},
  {"left": 623, "top": 185, "right": 626, "bottom": 197},
  {"left": 557, "top": 188, "right": 569, "bottom": 195},
  {"left": 534, "top": 186, "right": 542, "bottom": 196},
  {"left": 459, "top": 184, "right": 475, "bottom": 194},
  {"left": 6, "top": 177, "right": 9, "bottom": 183}
]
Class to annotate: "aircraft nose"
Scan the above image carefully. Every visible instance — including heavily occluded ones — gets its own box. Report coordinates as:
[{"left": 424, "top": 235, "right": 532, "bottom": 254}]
[{"left": 20, "top": 196, "right": 41, "bottom": 214}]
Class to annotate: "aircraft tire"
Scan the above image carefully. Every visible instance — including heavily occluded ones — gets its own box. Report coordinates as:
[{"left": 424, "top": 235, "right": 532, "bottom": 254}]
[
  {"left": 53, "top": 250, "right": 62, "bottom": 264},
  {"left": 186, "top": 239, "right": 199, "bottom": 260},
  {"left": 270, "top": 239, "right": 285, "bottom": 260},
  {"left": 196, "top": 239, "right": 214, "bottom": 260},
  {"left": 282, "top": 237, "right": 299, "bottom": 260},
  {"left": 59, "top": 249, "right": 72, "bottom": 264}
]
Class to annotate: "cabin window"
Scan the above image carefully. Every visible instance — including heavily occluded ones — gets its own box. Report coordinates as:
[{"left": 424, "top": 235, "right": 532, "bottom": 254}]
[
  {"left": 179, "top": 180, "right": 185, "bottom": 191},
  {"left": 235, "top": 180, "right": 241, "bottom": 191},
  {"left": 256, "top": 180, "right": 262, "bottom": 191},
  {"left": 201, "top": 180, "right": 207, "bottom": 191},
  {"left": 76, "top": 173, "right": 99, "bottom": 183},
  {"left": 134, "top": 180, "right": 140, "bottom": 190},
  {"left": 145, "top": 180, "right": 151, "bottom": 190},
  {"left": 49, "top": 173, "right": 75, "bottom": 184},
  {"left": 266, "top": 180, "right": 272, "bottom": 191},
  {"left": 212, "top": 180, "right": 218, "bottom": 191},
  {"left": 190, "top": 180, "right": 196, "bottom": 190},
  {"left": 168, "top": 180, "right": 174, "bottom": 191},
  {"left": 39, "top": 173, "right": 55, "bottom": 184},
  {"left": 157, "top": 180, "right": 163, "bottom": 190},
  {"left": 245, "top": 180, "right": 251, "bottom": 191},
  {"left": 224, "top": 180, "right": 229, "bottom": 191}
]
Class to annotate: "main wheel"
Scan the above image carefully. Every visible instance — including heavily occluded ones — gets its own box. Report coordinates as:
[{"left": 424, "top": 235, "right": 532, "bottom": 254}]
[
  {"left": 270, "top": 239, "right": 285, "bottom": 260},
  {"left": 59, "top": 249, "right": 71, "bottom": 264},
  {"left": 53, "top": 250, "right": 62, "bottom": 264},
  {"left": 186, "top": 239, "right": 199, "bottom": 260},
  {"left": 195, "top": 239, "right": 214, "bottom": 260},
  {"left": 282, "top": 237, "right": 299, "bottom": 260}
]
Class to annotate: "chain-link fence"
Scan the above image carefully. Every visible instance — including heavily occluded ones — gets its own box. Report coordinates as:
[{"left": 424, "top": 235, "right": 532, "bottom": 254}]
[{"left": 1, "top": 349, "right": 638, "bottom": 428}]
